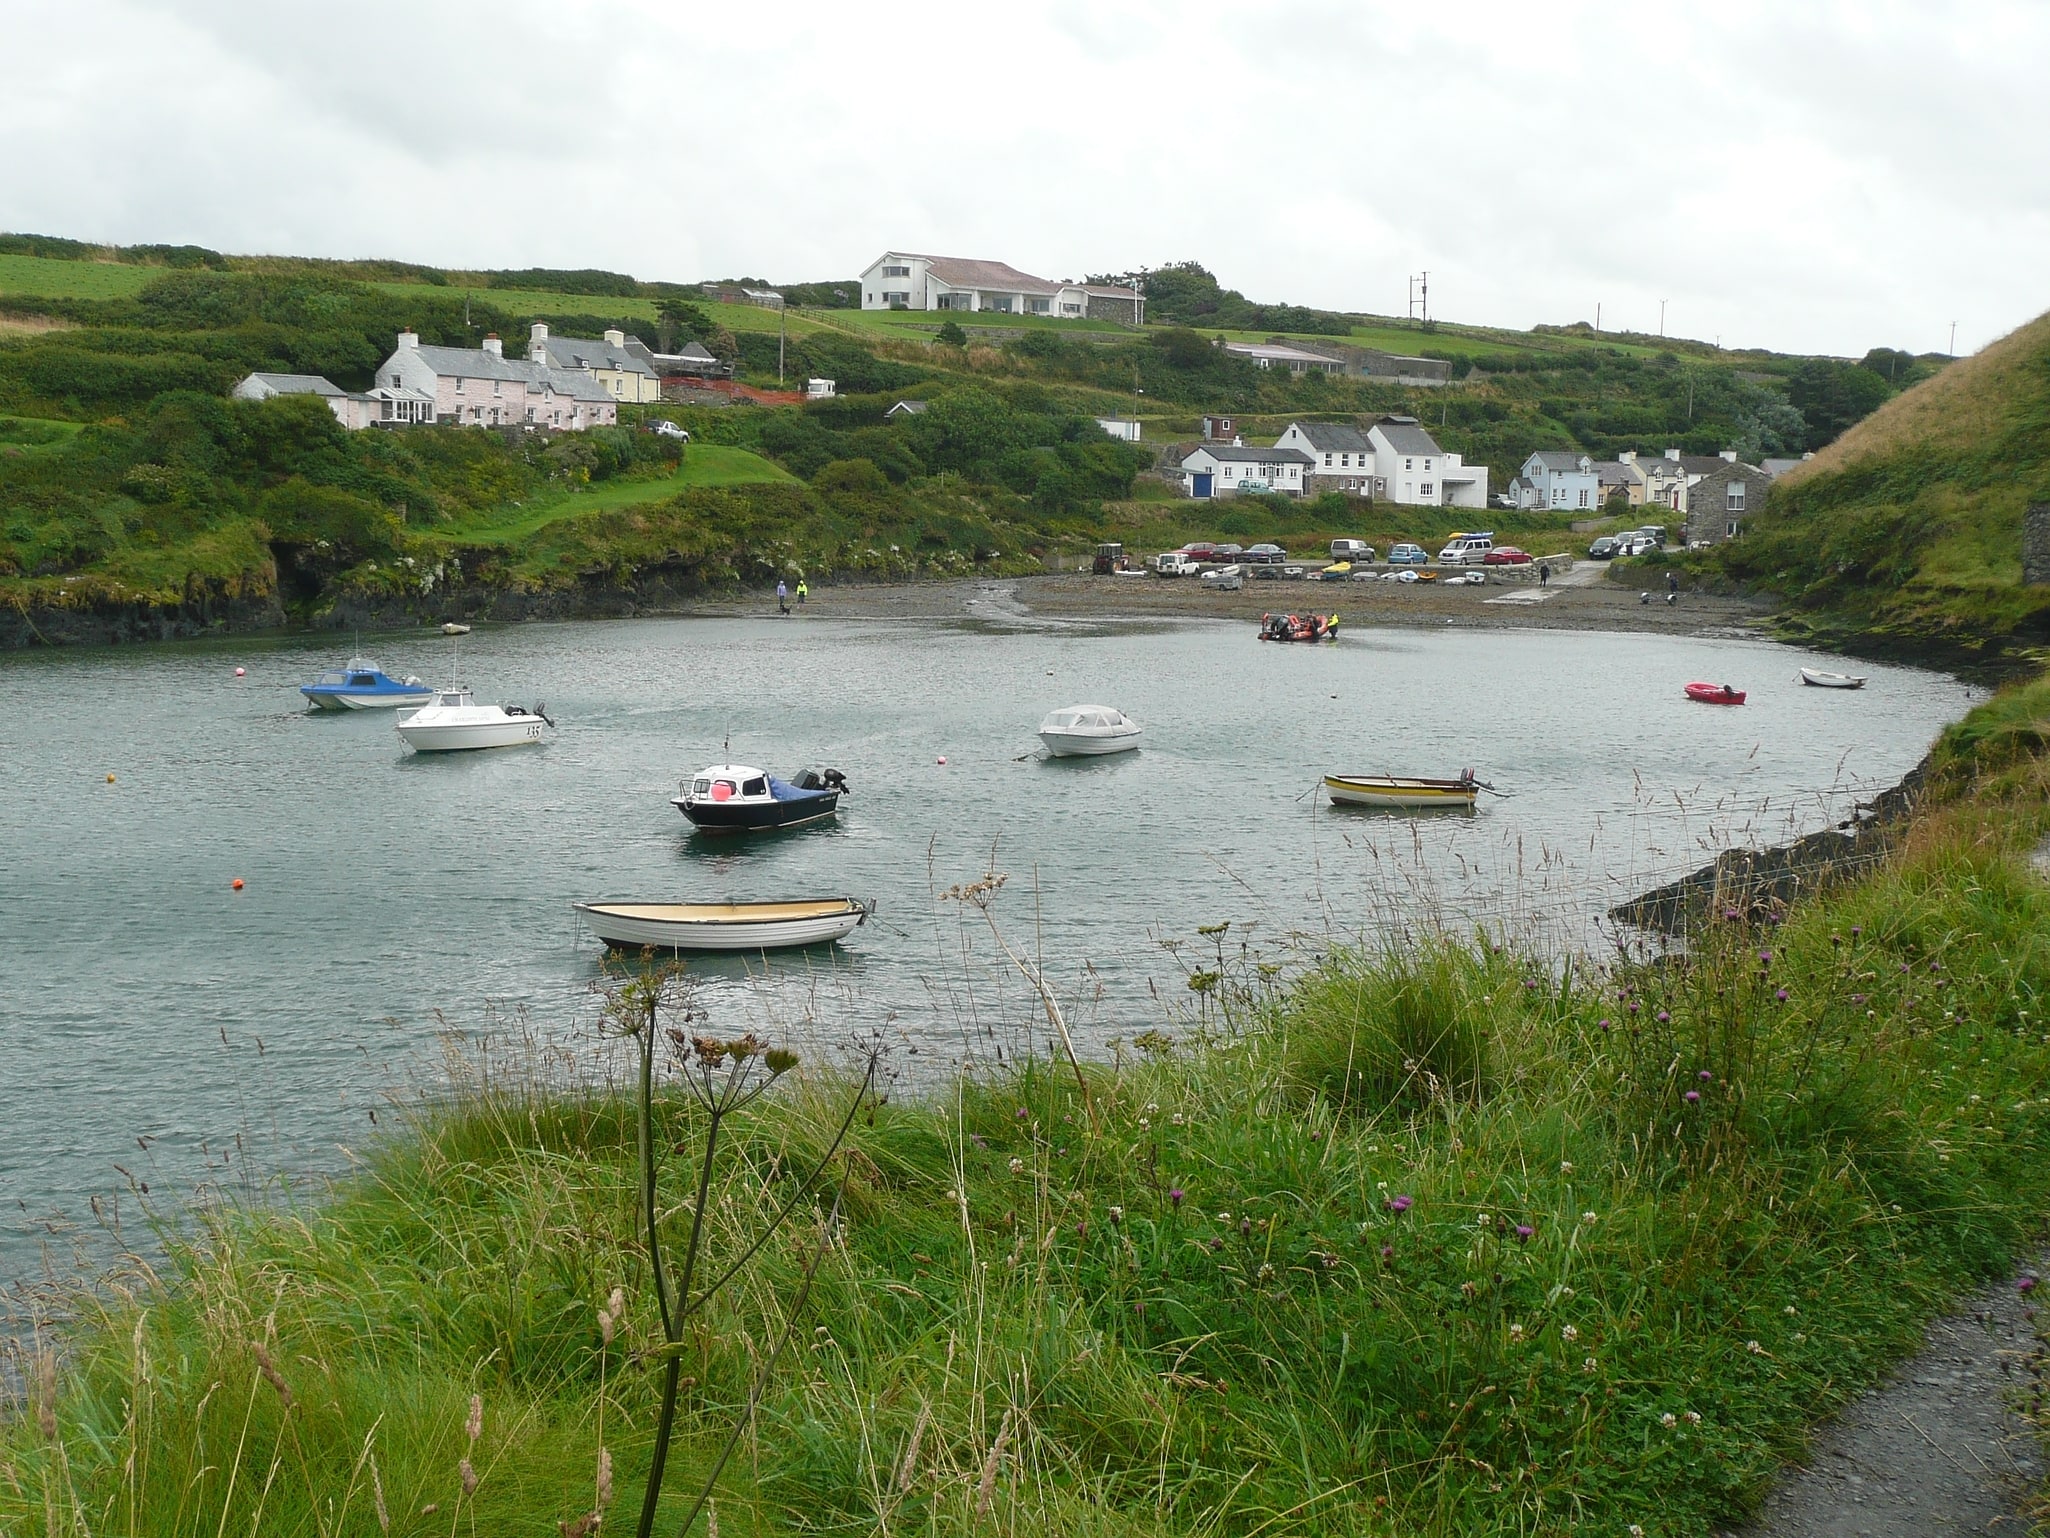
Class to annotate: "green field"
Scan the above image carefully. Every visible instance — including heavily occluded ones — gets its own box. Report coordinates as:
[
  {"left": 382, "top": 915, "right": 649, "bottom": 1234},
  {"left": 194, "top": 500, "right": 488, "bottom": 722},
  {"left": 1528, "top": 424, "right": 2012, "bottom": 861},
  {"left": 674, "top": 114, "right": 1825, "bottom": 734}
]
[
  {"left": 0, "top": 414, "right": 85, "bottom": 455},
  {"left": 424, "top": 446, "right": 797, "bottom": 547},
  {"left": 0, "top": 253, "right": 156, "bottom": 301}
]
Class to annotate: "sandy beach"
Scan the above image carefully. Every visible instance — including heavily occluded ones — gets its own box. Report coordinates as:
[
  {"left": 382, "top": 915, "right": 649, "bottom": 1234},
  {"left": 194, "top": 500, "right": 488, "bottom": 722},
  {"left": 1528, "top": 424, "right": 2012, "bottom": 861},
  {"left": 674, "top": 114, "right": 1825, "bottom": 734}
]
[{"left": 698, "top": 563, "right": 1778, "bottom": 638}]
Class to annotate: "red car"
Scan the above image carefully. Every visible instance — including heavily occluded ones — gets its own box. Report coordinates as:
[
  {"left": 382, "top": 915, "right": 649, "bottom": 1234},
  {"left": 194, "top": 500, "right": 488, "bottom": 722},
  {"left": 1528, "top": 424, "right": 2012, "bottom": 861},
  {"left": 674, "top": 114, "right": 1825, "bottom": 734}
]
[{"left": 1483, "top": 546, "right": 1533, "bottom": 565}]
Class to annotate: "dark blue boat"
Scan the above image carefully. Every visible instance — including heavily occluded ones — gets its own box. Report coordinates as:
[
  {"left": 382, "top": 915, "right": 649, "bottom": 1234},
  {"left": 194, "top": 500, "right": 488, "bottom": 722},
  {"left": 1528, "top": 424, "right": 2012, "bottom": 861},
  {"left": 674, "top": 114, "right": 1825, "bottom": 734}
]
[{"left": 672, "top": 763, "right": 847, "bottom": 834}]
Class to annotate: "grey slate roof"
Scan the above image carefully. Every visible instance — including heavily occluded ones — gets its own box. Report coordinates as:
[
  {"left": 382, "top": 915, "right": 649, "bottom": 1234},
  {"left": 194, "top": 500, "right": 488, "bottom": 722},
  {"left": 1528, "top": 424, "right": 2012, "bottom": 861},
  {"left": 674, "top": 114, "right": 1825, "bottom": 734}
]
[
  {"left": 248, "top": 372, "right": 344, "bottom": 396},
  {"left": 411, "top": 344, "right": 534, "bottom": 383},
  {"left": 905, "top": 254, "right": 1060, "bottom": 295},
  {"left": 1285, "top": 421, "right": 1373, "bottom": 453},
  {"left": 533, "top": 333, "right": 658, "bottom": 379},
  {"left": 1594, "top": 461, "right": 1638, "bottom": 486},
  {"left": 1529, "top": 451, "right": 1590, "bottom": 472},
  {"left": 1184, "top": 444, "right": 1313, "bottom": 466},
  {"left": 1371, "top": 419, "right": 1446, "bottom": 456}
]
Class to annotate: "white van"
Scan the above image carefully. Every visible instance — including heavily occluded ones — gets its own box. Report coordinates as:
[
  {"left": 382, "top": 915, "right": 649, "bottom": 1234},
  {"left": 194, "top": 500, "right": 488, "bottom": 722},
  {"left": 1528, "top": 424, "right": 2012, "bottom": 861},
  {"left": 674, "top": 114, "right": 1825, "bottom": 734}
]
[
  {"left": 1152, "top": 552, "right": 1199, "bottom": 577},
  {"left": 1330, "top": 538, "right": 1373, "bottom": 561},
  {"left": 1437, "top": 533, "right": 1495, "bottom": 565}
]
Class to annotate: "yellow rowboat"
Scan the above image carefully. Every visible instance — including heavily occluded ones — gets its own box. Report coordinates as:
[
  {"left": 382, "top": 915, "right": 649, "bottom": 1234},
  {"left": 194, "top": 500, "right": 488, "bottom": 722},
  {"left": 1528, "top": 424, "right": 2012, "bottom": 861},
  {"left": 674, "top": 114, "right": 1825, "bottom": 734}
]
[{"left": 1324, "top": 772, "right": 1488, "bottom": 810}]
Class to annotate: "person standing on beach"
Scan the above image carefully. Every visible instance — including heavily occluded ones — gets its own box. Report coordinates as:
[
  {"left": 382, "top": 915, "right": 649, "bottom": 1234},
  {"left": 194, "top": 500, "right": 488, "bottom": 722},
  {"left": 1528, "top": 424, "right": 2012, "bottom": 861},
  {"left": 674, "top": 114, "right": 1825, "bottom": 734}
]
[
  {"left": 1539, "top": 562, "right": 1550, "bottom": 589},
  {"left": 776, "top": 579, "right": 789, "bottom": 614},
  {"left": 797, "top": 579, "right": 808, "bottom": 605}
]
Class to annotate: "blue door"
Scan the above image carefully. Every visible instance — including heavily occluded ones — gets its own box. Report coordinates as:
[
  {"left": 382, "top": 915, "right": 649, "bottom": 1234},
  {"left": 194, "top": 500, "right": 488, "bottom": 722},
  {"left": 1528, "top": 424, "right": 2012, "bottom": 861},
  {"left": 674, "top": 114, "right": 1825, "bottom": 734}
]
[{"left": 1192, "top": 472, "right": 1214, "bottom": 498}]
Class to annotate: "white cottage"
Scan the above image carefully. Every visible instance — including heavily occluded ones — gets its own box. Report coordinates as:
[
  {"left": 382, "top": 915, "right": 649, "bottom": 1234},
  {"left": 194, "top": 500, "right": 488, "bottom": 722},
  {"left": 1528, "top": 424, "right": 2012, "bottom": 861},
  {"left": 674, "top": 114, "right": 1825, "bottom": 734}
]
[
  {"left": 1511, "top": 451, "right": 1600, "bottom": 512},
  {"left": 858, "top": 252, "right": 1142, "bottom": 322},
  {"left": 1364, "top": 417, "right": 1489, "bottom": 508},
  {"left": 1177, "top": 443, "right": 1312, "bottom": 499},
  {"left": 231, "top": 372, "right": 385, "bottom": 431}
]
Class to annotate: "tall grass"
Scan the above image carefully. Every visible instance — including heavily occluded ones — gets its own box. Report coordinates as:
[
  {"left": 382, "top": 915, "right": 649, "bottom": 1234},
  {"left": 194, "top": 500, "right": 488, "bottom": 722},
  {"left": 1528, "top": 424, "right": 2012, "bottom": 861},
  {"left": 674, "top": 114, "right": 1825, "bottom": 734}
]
[{"left": 6, "top": 690, "right": 2049, "bottom": 1535}]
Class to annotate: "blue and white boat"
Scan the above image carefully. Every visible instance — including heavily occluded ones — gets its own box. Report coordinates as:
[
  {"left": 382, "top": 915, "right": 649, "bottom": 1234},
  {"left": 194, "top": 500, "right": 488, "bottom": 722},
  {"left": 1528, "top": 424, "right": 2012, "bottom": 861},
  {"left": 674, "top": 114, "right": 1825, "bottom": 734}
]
[{"left": 300, "top": 655, "right": 433, "bottom": 711}]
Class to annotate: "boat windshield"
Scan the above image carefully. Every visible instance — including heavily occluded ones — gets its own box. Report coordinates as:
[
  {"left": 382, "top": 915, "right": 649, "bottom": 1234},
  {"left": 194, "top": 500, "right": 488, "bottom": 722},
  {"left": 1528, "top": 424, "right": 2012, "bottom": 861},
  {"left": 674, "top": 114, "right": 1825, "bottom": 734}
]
[
  {"left": 692, "top": 777, "right": 712, "bottom": 796},
  {"left": 437, "top": 692, "right": 465, "bottom": 706},
  {"left": 742, "top": 777, "right": 768, "bottom": 797},
  {"left": 350, "top": 674, "right": 378, "bottom": 687},
  {"left": 313, "top": 671, "right": 347, "bottom": 686}
]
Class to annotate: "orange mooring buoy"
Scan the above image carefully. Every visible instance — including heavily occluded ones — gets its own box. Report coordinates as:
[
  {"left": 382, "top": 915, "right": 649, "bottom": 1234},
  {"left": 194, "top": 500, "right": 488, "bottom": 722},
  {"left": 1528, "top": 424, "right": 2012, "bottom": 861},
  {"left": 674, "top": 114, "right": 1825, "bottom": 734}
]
[{"left": 231, "top": 877, "right": 245, "bottom": 890}]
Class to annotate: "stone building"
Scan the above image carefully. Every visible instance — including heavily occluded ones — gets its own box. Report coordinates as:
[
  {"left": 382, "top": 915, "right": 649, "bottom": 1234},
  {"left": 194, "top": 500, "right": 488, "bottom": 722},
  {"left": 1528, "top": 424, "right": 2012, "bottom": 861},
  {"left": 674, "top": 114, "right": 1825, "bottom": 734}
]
[{"left": 1683, "top": 460, "right": 1774, "bottom": 546}]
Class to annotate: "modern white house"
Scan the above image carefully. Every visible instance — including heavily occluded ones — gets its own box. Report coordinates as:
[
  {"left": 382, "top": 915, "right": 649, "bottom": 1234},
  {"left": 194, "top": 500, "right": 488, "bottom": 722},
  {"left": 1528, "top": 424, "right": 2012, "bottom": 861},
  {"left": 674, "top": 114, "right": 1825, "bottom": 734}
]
[
  {"left": 527, "top": 323, "right": 662, "bottom": 404},
  {"left": 858, "top": 252, "right": 1142, "bottom": 322},
  {"left": 1510, "top": 451, "right": 1601, "bottom": 512},
  {"left": 1364, "top": 417, "right": 1489, "bottom": 508},
  {"left": 371, "top": 330, "right": 619, "bottom": 430},
  {"left": 1177, "top": 443, "right": 1312, "bottom": 499},
  {"left": 1274, "top": 420, "right": 1376, "bottom": 494}
]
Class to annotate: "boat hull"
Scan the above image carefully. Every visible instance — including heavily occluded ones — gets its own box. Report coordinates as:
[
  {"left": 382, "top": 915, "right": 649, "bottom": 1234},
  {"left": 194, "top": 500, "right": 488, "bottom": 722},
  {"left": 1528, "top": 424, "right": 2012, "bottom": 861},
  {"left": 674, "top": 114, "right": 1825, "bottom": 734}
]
[
  {"left": 1684, "top": 683, "right": 1746, "bottom": 705},
  {"left": 304, "top": 687, "right": 435, "bottom": 711},
  {"left": 673, "top": 791, "right": 840, "bottom": 833},
  {"left": 1040, "top": 729, "right": 1142, "bottom": 757},
  {"left": 575, "top": 899, "right": 866, "bottom": 952},
  {"left": 1800, "top": 668, "right": 1865, "bottom": 689},
  {"left": 396, "top": 717, "right": 549, "bottom": 751},
  {"left": 1325, "top": 775, "right": 1478, "bottom": 810}
]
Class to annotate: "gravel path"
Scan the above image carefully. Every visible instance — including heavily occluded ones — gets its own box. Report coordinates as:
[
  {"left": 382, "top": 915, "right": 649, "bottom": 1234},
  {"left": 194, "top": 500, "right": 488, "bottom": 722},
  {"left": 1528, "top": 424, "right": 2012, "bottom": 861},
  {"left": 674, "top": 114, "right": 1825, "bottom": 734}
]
[{"left": 1721, "top": 1262, "right": 2044, "bottom": 1537}]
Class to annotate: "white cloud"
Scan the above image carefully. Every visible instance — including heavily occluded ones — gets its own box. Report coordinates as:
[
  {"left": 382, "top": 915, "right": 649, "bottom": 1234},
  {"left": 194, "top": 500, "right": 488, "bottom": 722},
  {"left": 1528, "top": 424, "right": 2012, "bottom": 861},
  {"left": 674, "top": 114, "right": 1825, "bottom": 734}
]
[{"left": 2, "top": 0, "right": 2044, "bottom": 356}]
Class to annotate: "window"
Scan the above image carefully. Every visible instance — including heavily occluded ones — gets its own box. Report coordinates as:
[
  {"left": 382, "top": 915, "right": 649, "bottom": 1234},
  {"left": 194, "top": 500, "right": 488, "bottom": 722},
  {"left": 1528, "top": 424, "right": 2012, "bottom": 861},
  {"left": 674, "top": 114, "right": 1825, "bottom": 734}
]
[
  {"left": 1421, "top": 483, "right": 1434, "bottom": 497},
  {"left": 455, "top": 377, "right": 465, "bottom": 391},
  {"left": 493, "top": 379, "right": 501, "bottom": 396},
  {"left": 1578, "top": 489, "right": 1590, "bottom": 508},
  {"left": 882, "top": 264, "right": 910, "bottom": 278},
  {"left": 1728, "top": 520, "right": 1741, "bottom": 537},
  {"left": 1424, "top": 460, "right": 1433, "bottom": 472},
  {"left": 389, "top": 373, "right": 400, "bottom": 387},
  {"left": 1324, "top": 453, "right": 1333, "bottom": 466},
  {"left": 1726, "top": 482, "right": 1746, "bottom": 512},
  {"left": 1405, "top": 458, "right": 1414, "bottom": 471}
]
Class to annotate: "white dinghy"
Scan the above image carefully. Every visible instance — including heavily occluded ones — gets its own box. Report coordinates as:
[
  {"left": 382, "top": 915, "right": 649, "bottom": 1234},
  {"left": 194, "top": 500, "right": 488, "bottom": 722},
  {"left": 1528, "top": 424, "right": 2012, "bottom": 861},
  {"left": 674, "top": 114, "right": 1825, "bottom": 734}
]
[
  {"left": 1037, "top": 704, "right": 1143, "bottom": 757},
  {"left": 574, "top": 898, "right": 871, "bottom": 952},
  {"left": 1799, "top": 667, "right": 1866, "bottom": 689}
]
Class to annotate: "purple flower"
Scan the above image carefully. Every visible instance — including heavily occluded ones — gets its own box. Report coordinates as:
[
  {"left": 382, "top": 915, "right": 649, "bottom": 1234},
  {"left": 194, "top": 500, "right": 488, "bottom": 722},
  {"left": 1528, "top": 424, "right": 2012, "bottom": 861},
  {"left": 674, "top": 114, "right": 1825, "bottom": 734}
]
[
  {"left": 1380, "top": 1244, "right": 1394, "bottom": 1261},
  {"left": 1759, "top": 950, "right": 1773, "bottom": 965},
  {"left": 2021, "top": 1275, "right": 2038, "bottom": 1294},
  {"left": 1851, "top": 925, "right": 1863, "bottom": 937},
  {"left": 1239, "top": 1218, "right": 1253, "bottom": 1236},
  {"left": 1385, "top": 1194, "right": 1413, "bottom": 1213},
  {"left": 1516, "top": 1225, "right": 1534, "bottom": 1243},
  {"left": 1168, "top": 1187, "right": 1184, "bottom": 1208},
  {"left": 1685, "top": 1090, "right": 1701, "bottom": 1103},
  {"left": 1724, "top": 907, "right": 1741, "bottom": 921},
  {"left": 1208, "top": 1237, "right": 1224, "bottom": 1252},
  {"left": 1775, "top": 988, "right": 1789, "bottom": 1002},
  {"left": 1015, "top": 1108, "right": 1028, "bottom": 1120},
  {"left": 1929, "top": 959, "right": 1942, "bottom": 972},
  {"left": 1598, "top": 1018, "right": 1611, "bottom": 1031},
  {"left": 1656, "top": 1010, "right": 1671, "bottom": 1024},
  {"left": 1075, "top": 1220, "right": 1087, "bottom": 1238},
  {"left": 969, "top": 1133, "right": 987, "bottom": 1148},
  {"left": 1629, "top": 1001, "right": 1641, "bottom": 1014},
  {"left": 1699, "top": 1069, "right": 1714, "bottom": 1082},
  {"left": 1850, "top": 993, "right": 1867, "bottom": 1004},
  {"left": 1525, "top": 978, "right": 1540, "bottom": 991}
]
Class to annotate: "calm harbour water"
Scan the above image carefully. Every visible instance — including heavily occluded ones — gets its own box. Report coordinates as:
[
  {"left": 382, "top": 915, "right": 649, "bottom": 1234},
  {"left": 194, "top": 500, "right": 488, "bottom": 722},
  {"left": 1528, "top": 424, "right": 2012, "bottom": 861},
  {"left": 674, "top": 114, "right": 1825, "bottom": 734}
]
[{"left": 0, "top": 607, "right": 1977, "bottom": 1284}]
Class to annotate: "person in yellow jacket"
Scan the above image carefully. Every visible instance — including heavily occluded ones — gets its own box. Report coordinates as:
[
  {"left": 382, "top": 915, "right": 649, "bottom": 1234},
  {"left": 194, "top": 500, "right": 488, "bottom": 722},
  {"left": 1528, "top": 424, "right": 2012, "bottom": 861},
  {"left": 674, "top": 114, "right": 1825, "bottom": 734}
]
[{"left": 796, "top": 579, "right": 808, "bottom": 605}]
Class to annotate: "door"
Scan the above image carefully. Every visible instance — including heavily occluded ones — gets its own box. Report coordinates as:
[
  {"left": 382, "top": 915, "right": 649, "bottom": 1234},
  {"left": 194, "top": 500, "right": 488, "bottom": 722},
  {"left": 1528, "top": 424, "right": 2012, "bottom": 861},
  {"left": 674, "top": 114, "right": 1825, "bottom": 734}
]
[{"left": 1193, "top": 472, "right": 1214, "bottom": 498}]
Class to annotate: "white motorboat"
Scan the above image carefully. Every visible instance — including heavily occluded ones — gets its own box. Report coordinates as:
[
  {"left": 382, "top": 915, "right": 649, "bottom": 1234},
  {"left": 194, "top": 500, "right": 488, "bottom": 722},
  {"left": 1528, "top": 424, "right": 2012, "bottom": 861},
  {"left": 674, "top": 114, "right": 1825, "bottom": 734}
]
[
  {"left": 395, "top": 687, "right": 552, "bottom": 752},
  {"left": 574, "top": 897, "right": 871, "bottom": 952},
  {"left": 1038, "top": 704, "right": 1143, "bottom": 757},
  {"left": 1799, "top": 667, "right": 1866, "bottom": 689}
]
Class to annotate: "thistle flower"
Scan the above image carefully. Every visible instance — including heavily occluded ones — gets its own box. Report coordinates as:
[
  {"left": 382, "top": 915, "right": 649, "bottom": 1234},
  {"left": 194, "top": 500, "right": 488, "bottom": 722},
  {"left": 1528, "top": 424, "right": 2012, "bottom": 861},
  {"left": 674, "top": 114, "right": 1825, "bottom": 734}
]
[
  {"left": 1685, "top": 1090, "right": 1701, "bottom": 1103},
  {"left": 1759, "top": 950, "right": 1773, "bottom": 965},
  {"left": 1380, "top": 1244, "right": 1394, "bottom": 1261},
  {"left": 2020, "top": 1274, "right": 2038, "bottom": 1295},
  {"left": 1598, "top": 1018, "right": 1611, "bottom": 1031},
  {"left": 1385, "top": 1194, "right": 1413, "bottom": 1213},
  {"left": 1656, "top": 1009, "right": 1670, "bottom": 1023},
  {"left": 1775, "top": 987, "right": 1789, "bottom": 1002},
  {"left": 1516, "top": 1225, "right": 1534, "bottom": 1243},
  {"left": 1168, "top": 1187, "right": 1184, "bottom": 1208},
  {"left": 1699, "top": 1069, "right": 1713, "bottom": 1081}
]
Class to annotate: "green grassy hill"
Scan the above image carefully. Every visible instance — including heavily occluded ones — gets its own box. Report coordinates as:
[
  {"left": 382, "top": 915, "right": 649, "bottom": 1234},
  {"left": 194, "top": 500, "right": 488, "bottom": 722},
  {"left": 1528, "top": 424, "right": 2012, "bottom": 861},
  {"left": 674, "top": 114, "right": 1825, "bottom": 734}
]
[{"left": 1711, "top": 310, "right": 2050, "bottom": 663}]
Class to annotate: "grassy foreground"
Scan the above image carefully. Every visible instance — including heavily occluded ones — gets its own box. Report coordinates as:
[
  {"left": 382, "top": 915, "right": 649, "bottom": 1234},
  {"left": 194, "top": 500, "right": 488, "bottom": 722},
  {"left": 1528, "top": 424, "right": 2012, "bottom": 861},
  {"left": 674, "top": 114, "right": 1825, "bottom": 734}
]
[{"left": 6, "top": 681, "right": 2050, "bottom": 1536}]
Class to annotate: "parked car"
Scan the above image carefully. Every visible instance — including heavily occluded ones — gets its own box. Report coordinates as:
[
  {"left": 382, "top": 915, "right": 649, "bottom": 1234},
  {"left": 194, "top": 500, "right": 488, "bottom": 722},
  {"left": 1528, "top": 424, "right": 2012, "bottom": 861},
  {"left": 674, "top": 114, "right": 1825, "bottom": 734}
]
[
  {"left": 1330, "top": 538, "right": 1374, "bottom": 561},
  {"left": 1179, "top": 542, "right": 1219, "bottom": 564},
  {"left": 1438, "top": 533, "right": 1496, "bottom": 564},
  {"left": 1211, "top": 543, "right": 1245, "bottom": 564},
  {"left": 1199, "top": 564, "right": 1244, "bottom": 591},
  {"left": 648, "top": 420, "right": 690, "bottom": 440},
  {"left": 1636, "top": 525, "right": 1667, "bottom": 547},
  {"left": 1587, "top": 535, "right": 1621, "bottom": 560},
  {"left": 1152, "top": 552, "right": 1200, "bottom": 577},
  {"left": 1244, "top": 543, "right": 1288, "bottom": 564},
  {"left": 1387, "top": 543, "right": 1429, "bottom": 565},
  {"left": 1482, "top": 546, "right": 1533, "bottom": 565},
  {"left": 1615, "top": 534, "right": 1656, "bottom": 557}
]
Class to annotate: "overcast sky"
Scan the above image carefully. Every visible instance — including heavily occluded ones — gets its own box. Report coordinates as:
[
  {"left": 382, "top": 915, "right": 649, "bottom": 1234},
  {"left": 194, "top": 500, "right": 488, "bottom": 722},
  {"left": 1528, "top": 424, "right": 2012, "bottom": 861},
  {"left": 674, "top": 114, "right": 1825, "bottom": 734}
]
[{"left": 6, "top": 0, "right": 2046, "bottom": 358}]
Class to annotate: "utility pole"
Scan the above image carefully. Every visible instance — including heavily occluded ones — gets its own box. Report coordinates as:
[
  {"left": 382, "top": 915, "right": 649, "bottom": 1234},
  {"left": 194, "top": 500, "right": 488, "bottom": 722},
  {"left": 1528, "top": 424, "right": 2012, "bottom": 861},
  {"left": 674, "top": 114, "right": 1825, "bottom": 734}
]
[
  {"left": 1408, "top": 271, "right": 1430, "bottom": 326},
  {"left": 778, "top": 299, "right": 786, "bottom": 384},
  {"left": 1659, "top": 299, "right": 1667, "bottom": 337},
  {"left": 1595, "top": 301, "right": 1601, "bottom": 335},
  {"left": 1948, "top": 320, "right": 1957, "bottom": 357}
]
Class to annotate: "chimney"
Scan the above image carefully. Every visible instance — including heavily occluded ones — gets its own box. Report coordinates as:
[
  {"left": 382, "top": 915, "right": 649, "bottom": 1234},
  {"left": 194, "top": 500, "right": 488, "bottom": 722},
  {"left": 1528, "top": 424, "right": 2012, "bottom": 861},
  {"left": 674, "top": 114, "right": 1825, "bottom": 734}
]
[
  {"left": 529, "top": 321, "right": 549, "bottom": 348},
  {"left": 1719, "top": 448, "right": 1738, "bottom": 462},
  {"left": 1663, "top": 447, "right": 1681, "bottom": 461},
  {"left": 482, "top": 334, "right": 503, "bottom": 358},
  {"left": 604, "top": 328, "right": 625, "bottom": 347},
  {"left": 397, "top": 328, "right": 419, "bottom": 350},
  {"left": 1618, "top": 449, "right": 1636, "bottom": 464}
]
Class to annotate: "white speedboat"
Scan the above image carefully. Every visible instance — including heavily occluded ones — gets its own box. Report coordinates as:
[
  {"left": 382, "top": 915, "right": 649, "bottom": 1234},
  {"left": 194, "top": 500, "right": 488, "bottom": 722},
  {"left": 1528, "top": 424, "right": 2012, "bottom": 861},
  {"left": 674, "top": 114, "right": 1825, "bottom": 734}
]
[
  {"left": 574, "top": 897, "right": 870, "bottom": 952},
  {"left": 395, "top": 687, "right": 552, "bottom": 752},
  {"left": 1800, "top": 667, "right": 1866, "bottom": 689},
  {"left": 1038, "top": 704, "right": 1143, "bottom": 757}
]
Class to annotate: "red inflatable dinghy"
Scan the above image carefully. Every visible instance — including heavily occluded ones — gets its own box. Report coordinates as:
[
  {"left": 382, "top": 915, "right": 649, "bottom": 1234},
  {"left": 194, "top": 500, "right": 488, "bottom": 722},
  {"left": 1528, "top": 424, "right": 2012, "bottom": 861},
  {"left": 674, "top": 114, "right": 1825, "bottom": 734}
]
[{"left": 1684, "top": 681, "right": 1746, "bottom": 705}]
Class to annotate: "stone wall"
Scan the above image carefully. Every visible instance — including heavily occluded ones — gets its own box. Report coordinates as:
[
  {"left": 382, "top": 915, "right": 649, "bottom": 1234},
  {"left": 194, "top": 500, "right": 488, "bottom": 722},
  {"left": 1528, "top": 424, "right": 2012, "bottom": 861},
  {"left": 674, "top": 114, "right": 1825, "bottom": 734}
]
[{"left": 2025, "top": 501, "right": 2050, "bottom": 586}]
